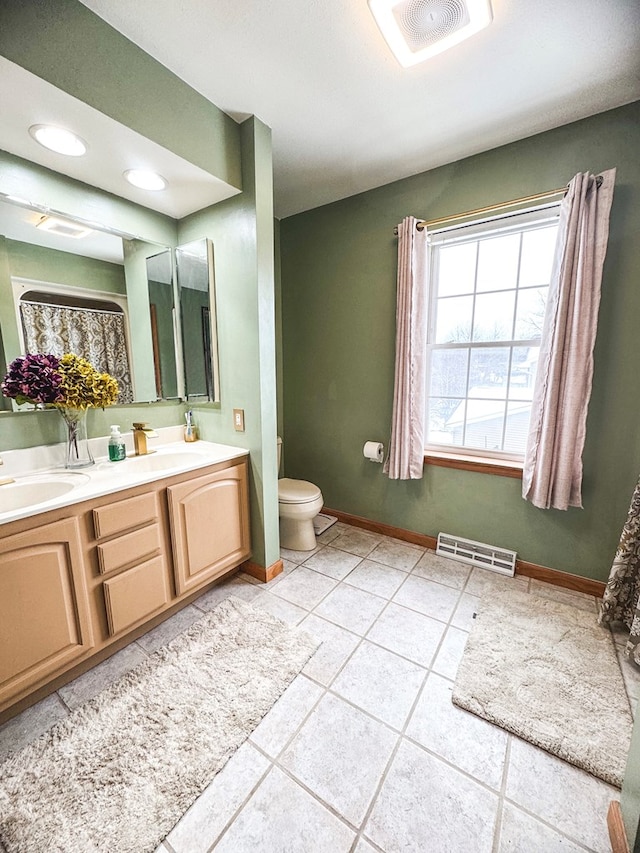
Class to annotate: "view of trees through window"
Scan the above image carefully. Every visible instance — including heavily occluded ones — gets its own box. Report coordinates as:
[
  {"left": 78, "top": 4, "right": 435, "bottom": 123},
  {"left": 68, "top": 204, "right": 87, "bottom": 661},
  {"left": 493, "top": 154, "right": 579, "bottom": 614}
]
[{"left": 426, "top": 213, "right": 559, "bottom": 456}]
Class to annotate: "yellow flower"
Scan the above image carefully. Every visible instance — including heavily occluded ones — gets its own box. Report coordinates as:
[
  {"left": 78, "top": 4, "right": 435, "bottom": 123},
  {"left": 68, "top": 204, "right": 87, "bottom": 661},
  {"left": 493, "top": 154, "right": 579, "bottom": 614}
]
[{"left": 56, "top": 353, "right": 119, "bottom": 410}]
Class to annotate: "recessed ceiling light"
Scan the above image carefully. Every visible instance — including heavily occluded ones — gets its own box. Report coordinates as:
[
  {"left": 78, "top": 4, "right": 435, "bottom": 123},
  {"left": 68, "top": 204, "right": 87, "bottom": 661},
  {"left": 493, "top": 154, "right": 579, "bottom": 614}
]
[
  {"left": 369, "top": 0, "right": 493, "bottom": 67},
  {"left": 35, "top": 215, "right": 93, "bottom": 239},
  {"left": 124, "top": 169, "right": 167, "bottom": 191},
  {"left": 29, "top": 124, "right": 87, "bottom": 156}
]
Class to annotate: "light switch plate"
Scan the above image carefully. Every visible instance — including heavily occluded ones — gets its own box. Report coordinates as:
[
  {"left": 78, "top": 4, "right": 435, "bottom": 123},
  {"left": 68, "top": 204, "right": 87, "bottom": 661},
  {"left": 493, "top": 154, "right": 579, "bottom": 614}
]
[{"left": 233, "top": 408, "right": 245, "bottom": 431}]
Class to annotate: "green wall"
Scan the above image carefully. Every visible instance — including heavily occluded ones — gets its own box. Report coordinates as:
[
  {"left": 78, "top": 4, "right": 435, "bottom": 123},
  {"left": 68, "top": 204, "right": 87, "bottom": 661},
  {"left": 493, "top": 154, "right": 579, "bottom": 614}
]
[
  {"left": 280, "top": 101, "right": 640, "bottom": 582},
  {"left": 178, "top": 118, "right": 279, "bottom": 569},
  {"left": 5, "top": 240, "right": 125, "bottom": 294},
  {"left": 0, "top": 0, "right": 241, "bottom": 192}
]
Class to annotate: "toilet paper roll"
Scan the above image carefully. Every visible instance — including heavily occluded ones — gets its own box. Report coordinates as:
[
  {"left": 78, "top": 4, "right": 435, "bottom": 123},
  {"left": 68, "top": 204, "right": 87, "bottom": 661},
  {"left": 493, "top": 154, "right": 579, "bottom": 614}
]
[{"left": 363, "top": 441, "right": 384, "bottom": 463}]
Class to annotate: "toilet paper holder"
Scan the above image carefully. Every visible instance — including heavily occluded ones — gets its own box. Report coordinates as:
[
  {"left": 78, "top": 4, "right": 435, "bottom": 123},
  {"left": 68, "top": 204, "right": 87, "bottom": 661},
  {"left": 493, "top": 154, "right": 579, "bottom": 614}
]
[{"left": 363, "top": 441, "right": 384, "bottom": 463}]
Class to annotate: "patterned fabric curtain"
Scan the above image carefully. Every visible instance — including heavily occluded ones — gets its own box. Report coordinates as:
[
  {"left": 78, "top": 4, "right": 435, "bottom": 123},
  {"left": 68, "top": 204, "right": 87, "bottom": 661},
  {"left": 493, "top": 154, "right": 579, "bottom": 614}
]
[
  {"left": 383, "top": 216, "right": 429, "bottom": 480},
  {"left": 522, "top": 169, "right": 616, "bottom": 510},
  {"left": 600, "top": 478, "right": 640, "bottom": 668},
  {"left": 20, "top": 301, "right": 133, "bottom": 403}
]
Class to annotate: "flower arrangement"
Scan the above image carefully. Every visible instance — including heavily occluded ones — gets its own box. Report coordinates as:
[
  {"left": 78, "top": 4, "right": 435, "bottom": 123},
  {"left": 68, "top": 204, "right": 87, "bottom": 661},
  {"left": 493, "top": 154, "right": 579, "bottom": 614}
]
[
  {"left": 1, "top": 353, "right": 119, "bottom": 410},
  {"left": 1, "top": 353, "right": 120, "bottom": 468}
]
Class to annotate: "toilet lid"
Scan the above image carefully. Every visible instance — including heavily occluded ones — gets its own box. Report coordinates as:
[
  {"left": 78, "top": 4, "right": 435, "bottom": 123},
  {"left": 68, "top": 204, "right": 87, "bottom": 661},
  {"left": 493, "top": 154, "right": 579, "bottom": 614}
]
[{"left": 278, "top": 478, "right": 322, "bottom": 504}]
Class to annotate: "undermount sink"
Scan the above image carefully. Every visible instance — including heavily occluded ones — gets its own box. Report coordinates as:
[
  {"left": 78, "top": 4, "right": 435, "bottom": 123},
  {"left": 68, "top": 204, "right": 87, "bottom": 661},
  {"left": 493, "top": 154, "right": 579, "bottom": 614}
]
[
  {"left": 0, "top": 473, "right": 90, "bottom": 513},
  {"left": 124, "top": 451, "right": 211, "bottom": 474}
]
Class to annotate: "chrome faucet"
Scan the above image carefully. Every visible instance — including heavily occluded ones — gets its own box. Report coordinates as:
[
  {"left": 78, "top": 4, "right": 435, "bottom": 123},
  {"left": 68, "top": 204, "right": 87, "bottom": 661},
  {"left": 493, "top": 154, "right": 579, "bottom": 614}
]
[
  {"left": 0, "top": 456, "right": 15, "bottom": 486},
  {"left": 132, "top": 423, "right": 158, "bottom": 456}
]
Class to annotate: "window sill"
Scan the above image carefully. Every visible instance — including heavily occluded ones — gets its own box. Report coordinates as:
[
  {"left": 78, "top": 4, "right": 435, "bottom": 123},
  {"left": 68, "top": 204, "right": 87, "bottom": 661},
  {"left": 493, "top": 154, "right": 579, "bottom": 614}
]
[{"left": 424, "top": 450, "right": 523, "bottom": 479}]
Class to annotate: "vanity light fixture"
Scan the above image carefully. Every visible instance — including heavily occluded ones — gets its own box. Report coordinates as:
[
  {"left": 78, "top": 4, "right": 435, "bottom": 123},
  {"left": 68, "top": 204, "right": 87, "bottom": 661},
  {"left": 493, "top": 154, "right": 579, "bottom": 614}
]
[
  {"left": 124, "top": 169, "right": 167, "bottom": 192},
  {"left": 29, "top": 124, "right": 87, "bottom": 157},
  {"left": 36, "top": 215, "right": 94, "bottom": 239},
  {"left": 368, "top": 0, "right": 492, "bottom": 67}
]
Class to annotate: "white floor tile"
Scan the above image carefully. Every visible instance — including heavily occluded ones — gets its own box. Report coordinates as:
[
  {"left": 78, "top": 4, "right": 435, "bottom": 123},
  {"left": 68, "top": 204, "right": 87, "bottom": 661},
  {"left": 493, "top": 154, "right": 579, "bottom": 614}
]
[
  {"left": 332, "top": 641, "right": 427, "bottom": 730},
  {"left": 354, "top": 839, "right": 379, "bottom": 853},
  {"left": 498, "top": 801, "right": 592, "bottom": 853},
  {"left": 368, "top": 540, "right": 423, "bottom": 572},
  {"left": 280, "top": 545, "right": 322, "bottom": 564},
  {"left": 314, "top": 583, "right": 387, "bottom": 635},
  {"left": 392, "top": 574, "right": 461, "bottom": 622},
  {"left": 213, "top": 767, "right": 355, "bottom": 852},
  {"left": 281, "top": 693, "right": 398, "bottom": 826},
  {"left": 431, "top": 625, "right": 469, "bottom": 680},
  {"left": 300, "top": 614, "right": 361, "bottom": 686},
  {"left": 302, "top": 546, "right": 363, "bottom": 580},
  {"left": 366, "top": 739, "right": 498, "bottom": 853},
  {"left": 451, "top": 592, "right": 482, "bottom": 630},
  {"left": 167, "top": 742, "right": 270, "bottom": 853},
  {"left": 412, "top": 549, "right": 471, "bottom": 589},
  {"left": 251, "top": 591, "right": 308, "bottom": 625},
  {"left": 505, "top": 737, "right": 617, "bottom": 852},
  {"left": 330, "top": 527, "right": 382, "bottom": 557},
  {"left": 367, "top": 602, "right": 446, "bottom": 668},
  {"left": 270, "top": 565, "right": 338, "bottom": 609},
  {"left": 194, "top": 575, "right": 263, "bottom": 611},
  {"left": 406, "top": 673, "right": 508, "bottom": 790},
  {"left": 250, "top": 674, "right": 324, "bottom": 758},
  {"left": 343, "top": 559, "right": 408, "bottom": 600}
]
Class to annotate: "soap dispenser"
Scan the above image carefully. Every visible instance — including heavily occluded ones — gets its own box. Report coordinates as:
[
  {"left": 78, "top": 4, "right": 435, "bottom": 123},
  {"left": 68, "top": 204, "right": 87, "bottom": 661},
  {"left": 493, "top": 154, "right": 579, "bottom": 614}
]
[{"left": 108, "top": 425, "right": 126, "bottom": 462}]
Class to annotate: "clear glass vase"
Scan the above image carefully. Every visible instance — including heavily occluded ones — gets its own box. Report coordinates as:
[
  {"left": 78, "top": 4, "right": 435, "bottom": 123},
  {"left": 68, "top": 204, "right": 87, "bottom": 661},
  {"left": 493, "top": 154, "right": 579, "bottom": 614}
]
[{"left": 60, "top": 408, "right": 94, "bottom": 469}]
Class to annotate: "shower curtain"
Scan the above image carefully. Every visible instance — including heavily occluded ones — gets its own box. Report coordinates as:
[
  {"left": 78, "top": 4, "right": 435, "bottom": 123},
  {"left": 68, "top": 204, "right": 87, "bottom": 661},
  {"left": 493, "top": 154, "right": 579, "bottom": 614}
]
[
  {"left": 20, "top": 301, "right": 133, "bottom": 403},
  {"left": 600, "top": 476, "right": 640, "bottom": 667}
]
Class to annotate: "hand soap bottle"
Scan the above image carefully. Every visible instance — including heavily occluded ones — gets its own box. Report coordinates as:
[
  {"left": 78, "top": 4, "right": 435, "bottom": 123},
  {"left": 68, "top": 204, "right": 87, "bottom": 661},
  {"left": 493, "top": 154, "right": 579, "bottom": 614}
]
[{"left": 108, "top": 425, "right": 126, "bottom": 462}]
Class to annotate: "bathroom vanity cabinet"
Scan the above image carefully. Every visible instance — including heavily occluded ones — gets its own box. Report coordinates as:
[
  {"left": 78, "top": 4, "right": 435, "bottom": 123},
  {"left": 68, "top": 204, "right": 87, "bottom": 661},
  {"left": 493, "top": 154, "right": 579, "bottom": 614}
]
[{"left": 0, "top": 455, "right": 250, "bottom": 719}]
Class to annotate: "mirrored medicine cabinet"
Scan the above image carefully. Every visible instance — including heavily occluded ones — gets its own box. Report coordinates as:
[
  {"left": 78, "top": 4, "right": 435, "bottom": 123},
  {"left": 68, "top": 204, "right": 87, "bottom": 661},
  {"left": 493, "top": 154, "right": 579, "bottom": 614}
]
[{"left": 0, "top": 192, "right": 220, "bottom": 411}]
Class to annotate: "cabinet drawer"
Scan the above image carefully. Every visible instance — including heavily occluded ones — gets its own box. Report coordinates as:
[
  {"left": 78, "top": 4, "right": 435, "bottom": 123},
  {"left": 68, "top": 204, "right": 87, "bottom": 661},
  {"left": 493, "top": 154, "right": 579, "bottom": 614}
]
[
  {"left": 93, "top": 492, "right": 158, "bottom": 539},
  {"left": 96, "top": 523, "right": 162, "bottom": 575},
  {"left": 103, "top": 556, "right": 169, "bottom": 637}
]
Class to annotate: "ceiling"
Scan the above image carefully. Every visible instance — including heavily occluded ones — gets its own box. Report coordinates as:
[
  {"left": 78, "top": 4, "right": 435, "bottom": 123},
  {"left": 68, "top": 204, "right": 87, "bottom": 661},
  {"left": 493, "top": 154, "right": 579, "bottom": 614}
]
[
  {"left": 78, "top": 0, "right": 640, "bottom": 219},
  {"left": 1, "top": 2, "right": 638, "bottom": 224},
  {"left": 0, "top": 56, "right": 239, "bottom": 221}
]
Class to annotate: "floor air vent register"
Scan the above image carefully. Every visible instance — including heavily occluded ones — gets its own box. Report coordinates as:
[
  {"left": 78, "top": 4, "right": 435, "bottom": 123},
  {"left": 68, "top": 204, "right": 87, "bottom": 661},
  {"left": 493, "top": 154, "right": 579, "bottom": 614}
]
[{"left": 436, "top": 532, "right": 516, "bottom": 577}]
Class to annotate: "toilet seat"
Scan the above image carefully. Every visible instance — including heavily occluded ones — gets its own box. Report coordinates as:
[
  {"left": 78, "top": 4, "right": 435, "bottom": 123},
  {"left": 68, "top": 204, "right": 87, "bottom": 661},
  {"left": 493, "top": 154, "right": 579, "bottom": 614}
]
[{"left": 278, "top": 477, "right": 322, "bottom": 504}]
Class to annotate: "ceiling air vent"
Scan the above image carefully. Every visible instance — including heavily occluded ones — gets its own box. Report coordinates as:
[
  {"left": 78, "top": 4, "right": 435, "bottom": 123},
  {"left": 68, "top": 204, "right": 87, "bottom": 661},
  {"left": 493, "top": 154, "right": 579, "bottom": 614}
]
[
  {"left": 35, "top": 215, "right": 93, "bottom": 239},
  {"left": 369, "top": 0, "right": 492, "bottom": 67}
]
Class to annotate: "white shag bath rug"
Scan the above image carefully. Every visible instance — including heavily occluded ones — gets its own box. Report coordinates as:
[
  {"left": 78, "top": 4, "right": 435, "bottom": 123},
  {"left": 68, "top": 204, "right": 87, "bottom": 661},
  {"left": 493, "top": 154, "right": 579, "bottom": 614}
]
[
  {"left": 0, "top": 596, "right": 319, "bottom": 853},
  {"left": 452, "top": 587, "right": 633, "bottom": 787}
]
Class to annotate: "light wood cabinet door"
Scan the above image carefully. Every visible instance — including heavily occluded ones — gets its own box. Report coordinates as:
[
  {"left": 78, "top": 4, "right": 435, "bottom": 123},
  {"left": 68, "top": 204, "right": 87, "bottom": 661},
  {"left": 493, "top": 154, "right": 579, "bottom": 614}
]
[
  {"left": 0, "top": 517, "right": 94, "bottom": 706},
  {"left": 168, "top": 463, "right": 250, "bottom": 595}
]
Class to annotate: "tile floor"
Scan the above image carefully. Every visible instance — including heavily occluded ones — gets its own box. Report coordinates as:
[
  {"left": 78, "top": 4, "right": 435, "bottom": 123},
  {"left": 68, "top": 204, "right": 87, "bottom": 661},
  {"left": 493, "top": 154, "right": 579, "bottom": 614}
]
[{"left": 1, "top": 521, "right": 638, "bottom": 853}]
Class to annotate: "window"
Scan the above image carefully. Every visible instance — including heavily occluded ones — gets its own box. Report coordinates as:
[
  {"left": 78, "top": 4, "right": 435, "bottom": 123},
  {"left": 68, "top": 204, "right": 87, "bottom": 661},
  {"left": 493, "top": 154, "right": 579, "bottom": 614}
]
[{"left": 425, "top": 206, "right": 560, "bottom": 459}]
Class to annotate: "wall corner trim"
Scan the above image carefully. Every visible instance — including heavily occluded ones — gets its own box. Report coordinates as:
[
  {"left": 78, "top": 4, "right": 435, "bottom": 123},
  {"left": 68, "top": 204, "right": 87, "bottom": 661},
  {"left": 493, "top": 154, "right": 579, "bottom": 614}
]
[
  {"left": 607, "top": 801, "right": 630, "bottom": 853},
  {"left": 242, "top": 559, "right": 283, "bottom": 584}
]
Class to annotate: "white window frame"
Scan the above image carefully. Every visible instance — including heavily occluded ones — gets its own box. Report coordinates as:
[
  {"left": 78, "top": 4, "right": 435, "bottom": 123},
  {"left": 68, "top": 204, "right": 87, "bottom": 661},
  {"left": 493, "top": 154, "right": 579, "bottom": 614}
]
[{"left": 424, "top": 204, "right": 561, "bottom": 462}]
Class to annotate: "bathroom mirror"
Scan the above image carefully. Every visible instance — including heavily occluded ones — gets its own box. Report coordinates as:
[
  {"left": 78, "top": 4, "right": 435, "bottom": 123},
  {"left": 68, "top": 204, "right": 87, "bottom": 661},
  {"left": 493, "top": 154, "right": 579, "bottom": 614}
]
[
  {"left": 0, "top": 193, "right": 179, "bottom": 405},
  {"left": 176, "top": 238, "right": 220, "bottom": 402},
  {"left": 146, "top": 249, "right": 181, "bottom": 400}
]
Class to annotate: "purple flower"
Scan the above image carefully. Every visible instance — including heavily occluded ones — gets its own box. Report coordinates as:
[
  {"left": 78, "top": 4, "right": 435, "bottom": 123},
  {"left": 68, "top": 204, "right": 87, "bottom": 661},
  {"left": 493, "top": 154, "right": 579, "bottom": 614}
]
[{"left": 1, "top": 354, "right": 64, "bottom": 406}]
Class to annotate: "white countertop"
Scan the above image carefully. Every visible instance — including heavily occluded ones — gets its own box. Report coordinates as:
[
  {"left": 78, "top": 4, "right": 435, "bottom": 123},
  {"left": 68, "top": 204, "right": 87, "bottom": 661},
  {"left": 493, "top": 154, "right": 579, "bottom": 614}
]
[{"left": 0, "top": 428, "right": 248, "bottom": 527}]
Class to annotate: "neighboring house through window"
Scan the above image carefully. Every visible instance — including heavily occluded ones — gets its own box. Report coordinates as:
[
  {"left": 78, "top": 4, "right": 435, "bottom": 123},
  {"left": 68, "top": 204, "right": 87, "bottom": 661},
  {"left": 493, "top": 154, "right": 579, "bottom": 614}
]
[{"left": 425, "top": 206, "right": 560, "bottom": 459}]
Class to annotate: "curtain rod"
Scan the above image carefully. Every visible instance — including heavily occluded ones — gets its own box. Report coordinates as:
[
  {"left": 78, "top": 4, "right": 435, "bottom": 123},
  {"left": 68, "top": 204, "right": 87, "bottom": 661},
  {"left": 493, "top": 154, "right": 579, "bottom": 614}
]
[{"left": 393, "top": 186, "right": 567, "bottom": 236}]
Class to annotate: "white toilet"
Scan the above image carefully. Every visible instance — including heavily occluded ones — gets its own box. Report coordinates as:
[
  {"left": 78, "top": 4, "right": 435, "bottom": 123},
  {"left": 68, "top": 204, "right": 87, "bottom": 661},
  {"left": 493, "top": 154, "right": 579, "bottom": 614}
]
[{"left": 277, "top": 437, "right": 324, "bottom": 551}]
